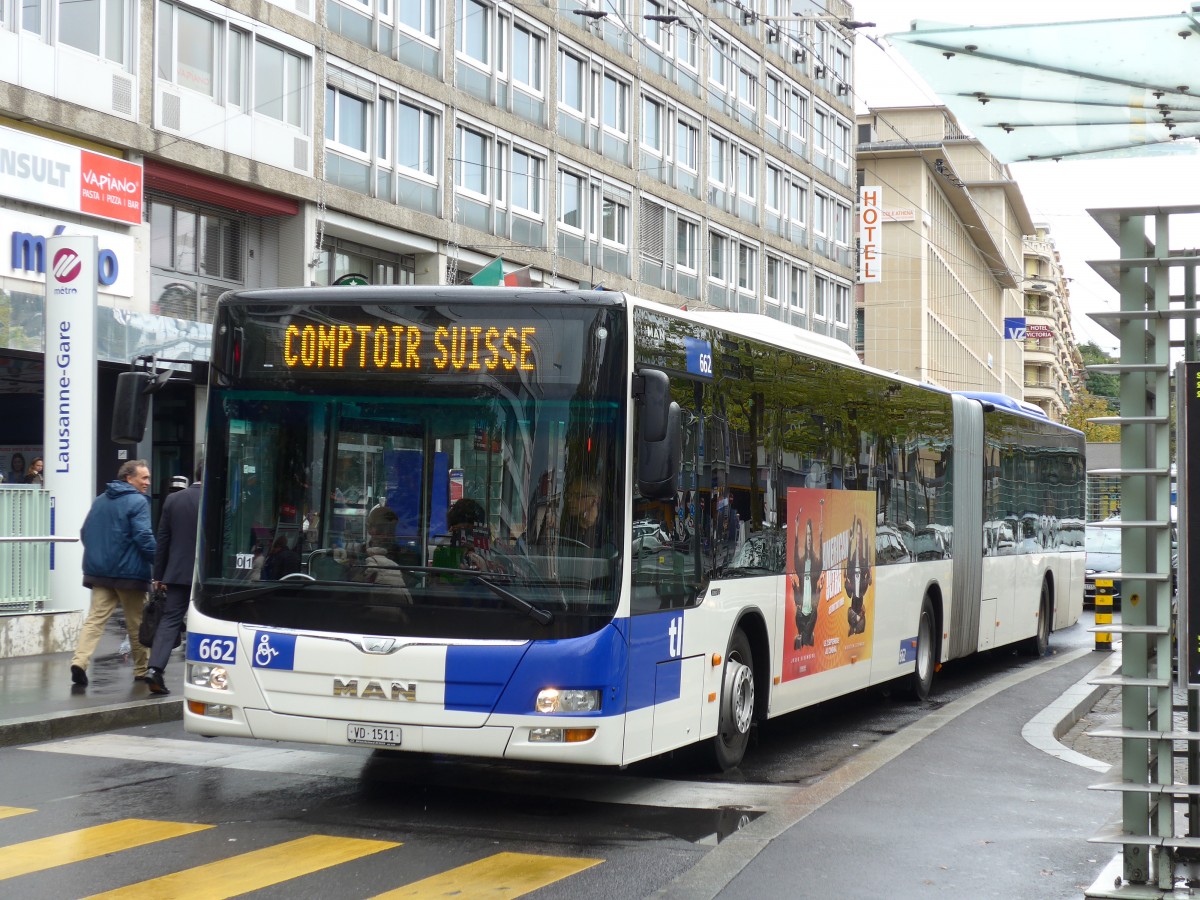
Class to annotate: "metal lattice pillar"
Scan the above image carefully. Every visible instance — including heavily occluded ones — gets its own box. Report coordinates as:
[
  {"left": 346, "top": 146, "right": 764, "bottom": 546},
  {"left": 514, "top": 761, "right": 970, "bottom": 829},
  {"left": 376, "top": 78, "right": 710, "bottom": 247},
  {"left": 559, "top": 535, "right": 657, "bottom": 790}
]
[{"left": 1084, "top": 206, "right": 1182, "bottom": 895}]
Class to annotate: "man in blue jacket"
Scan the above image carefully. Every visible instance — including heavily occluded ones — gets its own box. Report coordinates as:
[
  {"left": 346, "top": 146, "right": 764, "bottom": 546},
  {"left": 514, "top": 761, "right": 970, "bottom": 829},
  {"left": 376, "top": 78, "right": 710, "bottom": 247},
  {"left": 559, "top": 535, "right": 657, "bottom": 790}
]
[
  {"left": 70, "top": 459, "right": 156, "bottom": 687},
  {"left": 146, "top": 461, "right": 203, "bottom": 695}
]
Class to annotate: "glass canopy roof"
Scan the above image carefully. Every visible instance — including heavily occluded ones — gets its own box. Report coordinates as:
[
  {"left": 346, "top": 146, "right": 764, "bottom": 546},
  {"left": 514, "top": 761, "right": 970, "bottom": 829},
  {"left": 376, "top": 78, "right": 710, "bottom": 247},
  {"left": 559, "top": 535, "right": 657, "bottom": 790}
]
[{"left": 887, "top": 10, "right": 1200, "bottom": 162}]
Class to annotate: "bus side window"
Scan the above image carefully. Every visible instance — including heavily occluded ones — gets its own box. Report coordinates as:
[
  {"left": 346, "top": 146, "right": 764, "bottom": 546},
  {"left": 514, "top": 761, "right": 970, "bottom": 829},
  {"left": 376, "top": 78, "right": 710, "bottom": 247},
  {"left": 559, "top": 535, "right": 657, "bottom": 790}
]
[{"left": 632, "top": 382, "right": 702, "bottom": 612}]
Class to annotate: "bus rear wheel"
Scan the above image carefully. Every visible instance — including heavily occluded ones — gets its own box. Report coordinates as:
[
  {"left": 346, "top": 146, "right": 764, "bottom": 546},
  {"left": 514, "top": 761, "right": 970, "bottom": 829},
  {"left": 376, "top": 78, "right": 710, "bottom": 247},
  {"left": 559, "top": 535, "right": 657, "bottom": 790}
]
[
  {"left": 907, "top": 595, "right": 937, "bottom": 701},
  {"left": 710, "top": 629, "right": 755, "bottom": 771},
  {"left": 1021, "top": 579, "right": 1052, "bottom": 657}
]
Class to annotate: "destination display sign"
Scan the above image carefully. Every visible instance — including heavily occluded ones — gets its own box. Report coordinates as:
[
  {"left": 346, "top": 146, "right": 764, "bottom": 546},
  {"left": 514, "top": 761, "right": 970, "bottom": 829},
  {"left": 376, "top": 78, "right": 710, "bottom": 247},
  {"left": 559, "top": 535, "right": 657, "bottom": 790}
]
[
  {"left": 216, "top": 300, "right": 624, "bottom": 390},
  {"left": 281, "top": 322, "right": 540, "bottom": 374}
]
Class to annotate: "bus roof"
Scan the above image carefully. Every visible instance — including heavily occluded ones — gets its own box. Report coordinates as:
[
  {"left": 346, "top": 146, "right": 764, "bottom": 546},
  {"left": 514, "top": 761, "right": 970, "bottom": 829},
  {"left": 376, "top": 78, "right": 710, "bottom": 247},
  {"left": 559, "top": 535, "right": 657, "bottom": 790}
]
[
  {"left": 627, "top": 299, "right": 863, "bottom": 368},
  {"left": 954, "top": 391, "right": 1049, "bottom": 420}
]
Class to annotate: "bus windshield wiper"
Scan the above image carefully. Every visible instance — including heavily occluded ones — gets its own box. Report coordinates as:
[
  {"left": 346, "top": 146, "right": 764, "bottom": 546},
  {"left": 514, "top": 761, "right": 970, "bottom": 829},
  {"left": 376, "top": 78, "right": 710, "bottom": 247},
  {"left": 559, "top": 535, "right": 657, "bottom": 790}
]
[
  {"left": 404, "top": 565, "right": 554, "bottom": 625},
  {"left": 218, "top": 573, "right": 318, "bottom": 603}
]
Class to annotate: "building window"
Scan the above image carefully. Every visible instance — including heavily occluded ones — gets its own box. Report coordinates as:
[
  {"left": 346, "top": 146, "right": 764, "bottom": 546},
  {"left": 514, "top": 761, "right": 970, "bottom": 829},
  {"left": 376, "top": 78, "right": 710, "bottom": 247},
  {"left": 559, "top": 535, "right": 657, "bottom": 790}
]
[
  {"left": 789, "top": 266, "right": 806, "bottom": 313},
  {"left": 737, "top": 149, "right": 757, "bottom": 202},
  {"left": 149, "top": 197, "right": 245, "bottom": 323},
  {"left": 835, "top": 120, "right": 851, "bottom": 167},
  {"left": 558, "top": 49, "right": 585, "bottom": 114},
  {"left": 766, "top": 74, "right": 783, "bottom": 126},
  {"left": 737, "top": 61, "right": 757, "bottom": 112},
  {"left": 59, "top": 0, "right": 129, "bottom": 65},
  {"left": 834, "top": 281, "right": 849, "bottom": 326},
  {"left": 559, "top": 169, "right": 585, "bottom": 231},
  {"left": 675, "top": 118, "right": 698, "bottom": 172},
  {"left": 326, "top": 86, "right": 369, "bottom": 155},
  {"left": 709, "top": 34, "right": 729, "bottom": 91},
  {"left": 157, "top": 3, "right": 216, "bottom": 96},
  {"left": 456, "top": 125, "right": 491, "bottom": 197},
  {"left": 738, "top": 243, "right": 756, "bottom": 291},
  {"left": 765, "top": 256, "right": 782, "bottom": 305},
  {"left": 512, "top": 22, "right": 544, "bottom": 92},
  {"left": 642, "top": 95, "right": 663, "bottom": 153},
  {"left": 834, "top": 202, "right": 850, "bottom": 244},
  {"left": 398, "top": 100, "right": 438, "bottom": 177},
  {"left": 399, "top": 0, "right": 437, "bottom": 39},
  {"left": 510, "top": 147, "right": 544, "bottom": 215},
  {"left": 789, "top": 181, "right": 807, "bottom": 227},
  {"left": 709, "top": 133, "right": 728, "bottom": 189},
  {"left": 787, "top": 88, "right": 807, "bottom": 142},
  {"left": 602, "top": 73, "right": 629, "bottom": 136},
  {"left": 814, "top": 191, "right": 831, "bottom": 235},
  {"left": 766, "top": 165, "right": 782, "bottom": 216},
  {"left": 814, "top": 273, "right": 829, "bottom": 320},
  {"left": 458, "top": 0, "right": 491, "bottom": 66},
  {"left": 814, "top": 107, "right": 830, "bottom": 156},
  {"left": 315, "top": 236, "right": 416, "bottom": 286},
  {"left": 709, "top": 230, "right": 728, "bottom": 283},
  {"left": 602, "top": 192, "right": 628, "bottom": 246},
  {"left": 254, "top": 39, "right": 306, "bottom": 129},
  {"left": 675, "top": 25, "right": 698, "bottom": 70},
  {"left": 677, "top": 218, "right": 699, "bottom": 272}
]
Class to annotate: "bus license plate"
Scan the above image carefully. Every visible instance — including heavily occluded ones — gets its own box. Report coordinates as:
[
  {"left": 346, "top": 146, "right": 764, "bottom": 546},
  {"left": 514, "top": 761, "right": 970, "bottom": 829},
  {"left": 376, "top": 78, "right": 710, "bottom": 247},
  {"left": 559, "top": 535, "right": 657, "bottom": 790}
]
[{"left": 347, "top": 723, "right": 402, "bottom": 747}]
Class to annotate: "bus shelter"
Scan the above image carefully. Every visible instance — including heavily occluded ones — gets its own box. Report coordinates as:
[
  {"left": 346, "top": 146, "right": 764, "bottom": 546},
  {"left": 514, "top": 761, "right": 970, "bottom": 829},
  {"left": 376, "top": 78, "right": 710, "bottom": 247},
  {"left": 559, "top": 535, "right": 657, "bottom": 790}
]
[{"left": 889, "top": 10, "right": 1200, "bottom": 896}]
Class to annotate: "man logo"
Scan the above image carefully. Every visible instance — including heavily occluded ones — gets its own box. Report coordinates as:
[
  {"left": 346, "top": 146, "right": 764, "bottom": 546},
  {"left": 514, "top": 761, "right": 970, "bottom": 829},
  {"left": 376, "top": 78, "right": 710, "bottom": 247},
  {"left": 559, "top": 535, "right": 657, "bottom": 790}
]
[{"left": 52, "top": 248, "right": 82, "bottom": 283}]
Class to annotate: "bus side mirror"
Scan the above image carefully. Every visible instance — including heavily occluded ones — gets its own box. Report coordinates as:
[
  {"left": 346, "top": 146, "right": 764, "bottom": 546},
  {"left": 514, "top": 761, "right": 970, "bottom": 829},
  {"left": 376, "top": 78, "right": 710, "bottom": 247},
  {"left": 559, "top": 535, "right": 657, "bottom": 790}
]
[
  {"left": 638, "top": 402, "right": 681, "bottom": 500},
  {"left": 635, "top": 369, "right": 680, "bottom": 499},
  {"left": 112, "top": 371, "right": 152, "bottom": 444},
  {"left": 635, "top": 368, "right": 671, "bottom": 443}
]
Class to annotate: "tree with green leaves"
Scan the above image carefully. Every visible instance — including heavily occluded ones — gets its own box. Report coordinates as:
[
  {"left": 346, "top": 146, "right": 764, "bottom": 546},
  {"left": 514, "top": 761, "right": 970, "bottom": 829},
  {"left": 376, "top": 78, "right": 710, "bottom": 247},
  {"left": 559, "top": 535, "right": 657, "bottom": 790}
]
[
  {"left": 1065, "top": 389, "right": 1120, "bottom": 442},
  {"left": 1077, "top": 342, "right": 1118, "bottom": 408}
]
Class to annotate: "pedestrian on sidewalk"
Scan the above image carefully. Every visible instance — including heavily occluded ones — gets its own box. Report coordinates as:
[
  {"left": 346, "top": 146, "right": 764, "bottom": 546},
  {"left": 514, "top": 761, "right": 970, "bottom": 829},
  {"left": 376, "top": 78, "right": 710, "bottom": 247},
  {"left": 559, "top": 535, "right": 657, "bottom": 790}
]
[
  {"left": 146, "top": 460, "right": 203, "bottom": 695},
  {"left": 70, "top": 459, "right": 156, "bottom": 687}
]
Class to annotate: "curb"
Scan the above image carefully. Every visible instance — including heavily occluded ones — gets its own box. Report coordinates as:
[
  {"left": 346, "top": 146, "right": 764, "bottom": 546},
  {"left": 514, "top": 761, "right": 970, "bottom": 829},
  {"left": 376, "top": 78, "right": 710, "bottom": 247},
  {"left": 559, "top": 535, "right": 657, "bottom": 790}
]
[
  {"left": 1020, "top": 648, "right": 1121, "bottom": 772},
  {"left": 0, "top": 698, "right": 183, "bottom": 749}
]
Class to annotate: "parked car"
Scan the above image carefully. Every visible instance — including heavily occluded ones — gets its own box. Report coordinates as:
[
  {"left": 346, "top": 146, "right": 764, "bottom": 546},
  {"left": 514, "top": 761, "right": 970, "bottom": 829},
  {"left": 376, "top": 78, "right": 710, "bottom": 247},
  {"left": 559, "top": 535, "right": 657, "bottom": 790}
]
[
  {"left": 632, "top": 521, "right": 672, "bottom": 558},
  {"left": 1083, "top": 517, "right": 1179, "bottom": 609},
  {"left": 1084, "top": 521, "right": 1122, "bottom": 609}
]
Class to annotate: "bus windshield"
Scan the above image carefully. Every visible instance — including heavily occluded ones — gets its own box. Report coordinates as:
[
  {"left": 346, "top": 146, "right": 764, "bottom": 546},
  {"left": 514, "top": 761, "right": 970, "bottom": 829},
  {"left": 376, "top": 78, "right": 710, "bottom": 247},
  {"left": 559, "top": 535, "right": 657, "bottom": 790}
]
[{"left": 196, "top": 296, "right": 626, "bottom": 641}]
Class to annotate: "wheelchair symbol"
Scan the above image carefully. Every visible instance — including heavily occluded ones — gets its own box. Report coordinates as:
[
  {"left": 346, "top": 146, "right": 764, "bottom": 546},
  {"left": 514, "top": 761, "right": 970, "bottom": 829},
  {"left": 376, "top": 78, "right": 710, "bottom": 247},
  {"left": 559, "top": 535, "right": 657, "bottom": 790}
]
[{"left": 255, "top": 634, "right": 280, "bottom": 667}]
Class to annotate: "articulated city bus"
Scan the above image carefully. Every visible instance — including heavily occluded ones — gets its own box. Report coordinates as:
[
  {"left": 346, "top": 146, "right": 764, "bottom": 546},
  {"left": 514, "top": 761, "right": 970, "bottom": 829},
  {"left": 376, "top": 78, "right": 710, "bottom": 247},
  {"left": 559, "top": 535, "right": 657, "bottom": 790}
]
[{"left": 174, "top": 286, "right": 1084, "bottom": 769}]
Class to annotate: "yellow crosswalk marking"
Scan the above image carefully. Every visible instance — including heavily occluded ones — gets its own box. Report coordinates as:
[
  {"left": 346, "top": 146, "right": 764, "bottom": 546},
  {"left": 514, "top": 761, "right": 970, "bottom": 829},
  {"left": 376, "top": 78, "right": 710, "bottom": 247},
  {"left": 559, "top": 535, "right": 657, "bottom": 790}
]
[
  {"left": 85, "top": 834, "right": 399, "bottom": 899},
  {"left": 0, "top": 807, "right": 34, "bottom": 820},
  {"left": 371, "top": 851, "right": 602, "bottom": 898},
  {"left": 0, "top": 819, "right": 211, "bottom": 880}
]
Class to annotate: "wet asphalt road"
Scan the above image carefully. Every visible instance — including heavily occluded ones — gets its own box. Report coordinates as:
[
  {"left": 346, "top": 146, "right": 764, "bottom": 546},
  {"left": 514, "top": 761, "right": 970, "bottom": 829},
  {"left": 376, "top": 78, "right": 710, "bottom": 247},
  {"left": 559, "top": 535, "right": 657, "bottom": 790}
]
[{"left": 0, "top": 616, "right": 1099, "bottom": 898}]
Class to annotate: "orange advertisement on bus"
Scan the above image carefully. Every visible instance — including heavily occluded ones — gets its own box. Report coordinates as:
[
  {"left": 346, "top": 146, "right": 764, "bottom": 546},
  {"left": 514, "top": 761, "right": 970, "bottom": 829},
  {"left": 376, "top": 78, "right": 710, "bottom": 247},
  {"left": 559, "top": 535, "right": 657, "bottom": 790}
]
[{"left": 782, "top": 487, "right": 876, "bottom": 682}]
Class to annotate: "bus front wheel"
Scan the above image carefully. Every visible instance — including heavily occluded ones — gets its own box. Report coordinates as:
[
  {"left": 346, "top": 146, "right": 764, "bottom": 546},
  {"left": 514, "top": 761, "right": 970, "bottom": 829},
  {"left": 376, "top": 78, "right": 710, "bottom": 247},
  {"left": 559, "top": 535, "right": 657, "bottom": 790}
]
[{"left": 711, "top": 629, "right": 755, "bottom": 771}]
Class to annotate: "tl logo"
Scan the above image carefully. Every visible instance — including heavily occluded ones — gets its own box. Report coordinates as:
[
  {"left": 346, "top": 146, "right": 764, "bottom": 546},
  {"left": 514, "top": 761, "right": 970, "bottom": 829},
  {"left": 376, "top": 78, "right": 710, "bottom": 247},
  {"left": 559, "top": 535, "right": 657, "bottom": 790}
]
[{"left": 668, "top": 615, "right": 683, "bottom": 658}]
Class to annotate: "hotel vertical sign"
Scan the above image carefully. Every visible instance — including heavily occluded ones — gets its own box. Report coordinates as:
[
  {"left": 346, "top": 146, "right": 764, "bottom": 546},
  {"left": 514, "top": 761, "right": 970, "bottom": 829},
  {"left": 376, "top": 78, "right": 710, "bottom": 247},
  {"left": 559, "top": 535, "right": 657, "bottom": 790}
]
[
  {"left": 859, "top": 186, "right": 881, "bottom": 283},
  {"left": 45, "top": 235, "right": 98, "bottom": 613}
]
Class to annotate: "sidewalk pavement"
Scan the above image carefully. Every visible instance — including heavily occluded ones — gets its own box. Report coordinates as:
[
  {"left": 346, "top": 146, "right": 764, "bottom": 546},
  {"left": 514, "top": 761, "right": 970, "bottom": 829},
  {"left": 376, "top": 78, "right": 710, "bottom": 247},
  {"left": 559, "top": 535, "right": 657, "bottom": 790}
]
[
  {"left": 0, "top": 614, "right": 183, "bottom": 748},
  {"left": 659, "top": 645, "right": 1125, "bottom": 899}
]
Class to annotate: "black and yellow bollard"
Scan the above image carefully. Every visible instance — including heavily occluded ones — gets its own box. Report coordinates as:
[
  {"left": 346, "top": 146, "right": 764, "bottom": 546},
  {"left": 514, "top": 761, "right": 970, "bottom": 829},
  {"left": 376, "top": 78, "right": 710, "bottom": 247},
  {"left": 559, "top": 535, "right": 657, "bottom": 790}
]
[{"left": 1094, "top": 579, "right": 1113, "bottom": 651}]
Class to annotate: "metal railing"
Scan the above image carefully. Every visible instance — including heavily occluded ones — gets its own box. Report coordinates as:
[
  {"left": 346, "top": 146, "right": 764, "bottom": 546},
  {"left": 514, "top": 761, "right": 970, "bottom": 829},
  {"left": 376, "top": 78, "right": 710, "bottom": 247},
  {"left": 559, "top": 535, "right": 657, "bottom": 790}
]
[{"left": 0, "top": 488, "right": 72, "bottom": 615}]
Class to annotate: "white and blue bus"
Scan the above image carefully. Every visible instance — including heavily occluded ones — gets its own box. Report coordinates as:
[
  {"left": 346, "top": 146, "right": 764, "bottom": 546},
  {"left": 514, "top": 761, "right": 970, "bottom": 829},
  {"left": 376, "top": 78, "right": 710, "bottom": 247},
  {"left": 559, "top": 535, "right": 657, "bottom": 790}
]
[{"left": 177, "top": 287, "right": 1085, "bottom": 769}]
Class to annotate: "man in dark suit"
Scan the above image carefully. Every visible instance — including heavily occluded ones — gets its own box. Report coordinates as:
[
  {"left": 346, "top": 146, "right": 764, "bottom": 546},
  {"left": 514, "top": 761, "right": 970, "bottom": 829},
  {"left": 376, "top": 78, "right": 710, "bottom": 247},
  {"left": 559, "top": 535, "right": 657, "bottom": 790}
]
[{"left": 146, "top": 461, "right": 203, "bottom": 695}]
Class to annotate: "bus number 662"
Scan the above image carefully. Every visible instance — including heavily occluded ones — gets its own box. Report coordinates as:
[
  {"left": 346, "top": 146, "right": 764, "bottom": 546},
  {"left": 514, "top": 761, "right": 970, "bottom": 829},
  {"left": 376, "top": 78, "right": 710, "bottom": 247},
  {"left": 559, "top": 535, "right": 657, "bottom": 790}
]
[{"left": 197, "top": 638, "right": 236, "bottom": 662}]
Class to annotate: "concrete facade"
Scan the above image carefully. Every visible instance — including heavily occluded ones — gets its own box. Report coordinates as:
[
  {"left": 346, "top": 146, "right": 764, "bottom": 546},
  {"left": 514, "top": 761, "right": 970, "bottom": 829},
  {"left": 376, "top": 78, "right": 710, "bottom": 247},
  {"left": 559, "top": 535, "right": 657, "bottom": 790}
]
[
  {"left": 0, "top": 0, "right": 862, "bottom": 648},
  {"left": 855, "top": 106, "right": 1033, "bottom": 399},
  {"left": 1022, "top": 225, "right": 1083, "bottom": 422}
]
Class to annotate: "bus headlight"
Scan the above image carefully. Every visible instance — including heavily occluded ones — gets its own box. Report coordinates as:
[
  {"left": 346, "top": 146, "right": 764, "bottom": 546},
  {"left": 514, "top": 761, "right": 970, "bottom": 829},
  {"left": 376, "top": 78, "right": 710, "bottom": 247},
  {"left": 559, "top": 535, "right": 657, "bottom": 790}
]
[
  {"left": 188, "top": 663, "right": 230, "bottom": 691},
  {"left": 536, "top": 688, "right": 600, "bottom": 714}
]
